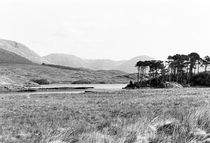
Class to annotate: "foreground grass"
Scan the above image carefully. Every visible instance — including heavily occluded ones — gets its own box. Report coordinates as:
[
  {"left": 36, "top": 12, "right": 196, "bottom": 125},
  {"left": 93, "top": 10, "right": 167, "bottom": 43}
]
[{"left": 1, "top": 88, "right": 210, "bottom": 142}]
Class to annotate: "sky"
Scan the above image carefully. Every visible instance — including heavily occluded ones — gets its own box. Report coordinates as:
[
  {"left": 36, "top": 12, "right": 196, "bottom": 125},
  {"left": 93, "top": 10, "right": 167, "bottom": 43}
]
[{"left": 0, "top": 0, "right": 210, "bottom": 60}]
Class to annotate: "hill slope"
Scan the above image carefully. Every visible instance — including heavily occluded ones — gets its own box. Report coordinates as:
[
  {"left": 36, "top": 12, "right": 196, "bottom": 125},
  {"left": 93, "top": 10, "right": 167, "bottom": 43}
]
[
  {"left": 0, "top": 64, "right": 135, "bottom": 86},
  {"left": 0, "top": 48, "right": 33, "bottom": 64},
  {"left": 0, "top": 39, "right": 44, "bottom": 64}
]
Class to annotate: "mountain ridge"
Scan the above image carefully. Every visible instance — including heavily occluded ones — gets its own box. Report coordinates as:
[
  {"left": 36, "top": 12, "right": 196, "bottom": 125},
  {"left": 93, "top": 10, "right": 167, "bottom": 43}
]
[
  {"left": 44, "top": 54, "right": 154, "bottom": 73},
  {"left": 0, "top": 38, "right": 154, "bottom": 73},
  {"left": 0, "top": 48, "right": 34, "bottom": 64},
  {"left": 0, "top": 39, "right": 45, "bottom": 64}
]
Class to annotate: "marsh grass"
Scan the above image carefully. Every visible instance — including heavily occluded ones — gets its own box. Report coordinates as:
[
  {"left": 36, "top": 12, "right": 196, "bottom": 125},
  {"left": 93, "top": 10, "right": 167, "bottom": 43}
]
[{"left": 1, "top": 88, "right": 210, "bottom": 143}]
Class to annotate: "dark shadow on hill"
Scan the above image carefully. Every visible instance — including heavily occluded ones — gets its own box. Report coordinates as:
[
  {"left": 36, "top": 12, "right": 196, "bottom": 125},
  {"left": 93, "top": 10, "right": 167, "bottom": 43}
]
[{"left": 42, "top": 63, "right": 86, "bottom": 71}]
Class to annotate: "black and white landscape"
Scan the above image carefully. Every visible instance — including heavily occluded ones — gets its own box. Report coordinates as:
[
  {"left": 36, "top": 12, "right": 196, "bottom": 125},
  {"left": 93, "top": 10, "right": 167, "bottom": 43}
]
[
  {"left": 0, "top": 39, "right": 142, "bottom": 91},
  {"left": 1, "top": 1, "right": 210, "bottom": 143}
]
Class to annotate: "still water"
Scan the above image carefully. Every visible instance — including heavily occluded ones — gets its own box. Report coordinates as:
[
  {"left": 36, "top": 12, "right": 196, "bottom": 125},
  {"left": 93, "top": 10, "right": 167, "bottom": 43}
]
[
  {"left": 0, "top": 84, "right": 127, "bottom": 96},
  {"left": 40, "top": 84, "right": 127, "bottom": 90}
]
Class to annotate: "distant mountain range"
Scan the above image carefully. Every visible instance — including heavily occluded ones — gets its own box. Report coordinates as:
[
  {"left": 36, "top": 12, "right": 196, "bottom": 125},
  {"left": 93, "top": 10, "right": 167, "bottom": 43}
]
[
  {"left": 43, "top": 54, "right": 154, "bottom": 73},
  {"left": 0, "top": 39, "right": 154, "bottom": 73}
]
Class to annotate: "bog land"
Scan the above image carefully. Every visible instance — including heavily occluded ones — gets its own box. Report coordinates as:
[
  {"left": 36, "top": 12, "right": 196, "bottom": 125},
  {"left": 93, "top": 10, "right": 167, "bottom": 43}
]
[{"left": 1, "top": 88, "right": 210, "bottom": 143}]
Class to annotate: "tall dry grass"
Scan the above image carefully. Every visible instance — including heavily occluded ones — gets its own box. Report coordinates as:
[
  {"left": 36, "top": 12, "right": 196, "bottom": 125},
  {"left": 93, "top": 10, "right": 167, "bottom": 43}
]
[
  {"left": 40, "top": 104, "right": 210, "bottom": 143},
  {"left": 1, "top": 89, "right": 210, "bottom": 143}
]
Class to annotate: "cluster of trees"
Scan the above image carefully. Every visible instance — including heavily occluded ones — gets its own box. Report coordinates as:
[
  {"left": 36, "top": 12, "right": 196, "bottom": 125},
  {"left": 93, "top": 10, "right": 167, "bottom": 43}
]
[
  {"left": 136, "top": 60, "right": 164, "bottom": 82},
  {"left": 135, "top": 52, "right": 210, "bottom": 85}
]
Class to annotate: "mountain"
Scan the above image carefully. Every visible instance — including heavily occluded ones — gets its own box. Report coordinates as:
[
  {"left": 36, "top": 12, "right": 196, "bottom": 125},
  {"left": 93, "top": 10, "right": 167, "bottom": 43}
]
[
  {"left": 0, "top": 39, "right": 44, "bottom": 64},
  {"left": 44, "top": 54, "right": 154, "bottom": 73},
  {"left": 44, "top": 54, "right": 87, "bottom": 68},
  {"left": 0, "top": 48, "right": 33, "bottom": 64},
  {"left": 0, "top": 38, "right": 154, "bottom": 73},
  {"left": 44, "top": 54, "right": 124, "bottom": 70},
  {"left": 117, "top": 55, "right": 154, "bottom": 73},
  {"left": 0, "top": 39, "right": 154, "bottom": 73},
  {"left": 86, "top": 59, "right": 125, "bottom": 70}
]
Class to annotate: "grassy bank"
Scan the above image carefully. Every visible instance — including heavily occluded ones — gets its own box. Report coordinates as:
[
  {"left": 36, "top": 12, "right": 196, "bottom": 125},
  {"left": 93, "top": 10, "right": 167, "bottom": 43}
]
[{"left": 1, "top": 88, "right": 210, "bottom": 142}]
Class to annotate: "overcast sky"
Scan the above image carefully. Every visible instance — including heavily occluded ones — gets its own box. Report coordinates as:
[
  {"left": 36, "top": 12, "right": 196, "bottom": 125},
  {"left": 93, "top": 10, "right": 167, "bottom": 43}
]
[{"left": 0, "top": 0, "right": 210, "bottom": 60}]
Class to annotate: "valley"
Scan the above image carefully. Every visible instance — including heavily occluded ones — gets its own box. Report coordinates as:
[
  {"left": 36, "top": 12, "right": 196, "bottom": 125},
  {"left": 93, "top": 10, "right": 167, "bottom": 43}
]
[{"left": 0, "top": 39, "right": 140, "bottom": 92}]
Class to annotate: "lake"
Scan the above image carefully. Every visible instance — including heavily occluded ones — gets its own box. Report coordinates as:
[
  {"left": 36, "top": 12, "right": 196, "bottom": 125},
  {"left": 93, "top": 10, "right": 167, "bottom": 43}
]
[
  {"left": 0, "top": 84, "right": 127, "bottom": 97},
  {"left": 39, "top": 83, "right": 127, "bottom": 90}
]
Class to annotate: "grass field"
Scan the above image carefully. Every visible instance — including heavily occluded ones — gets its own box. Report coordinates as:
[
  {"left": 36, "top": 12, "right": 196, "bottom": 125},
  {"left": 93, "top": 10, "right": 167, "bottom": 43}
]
[{"left": 1, "top": 88, "right": 210, "bottom": 143}]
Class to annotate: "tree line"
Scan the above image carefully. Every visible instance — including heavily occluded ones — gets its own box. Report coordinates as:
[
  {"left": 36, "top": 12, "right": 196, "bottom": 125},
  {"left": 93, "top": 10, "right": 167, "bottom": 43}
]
[{"left": 135, "top": 52, "right": 210, "bottom": 86}]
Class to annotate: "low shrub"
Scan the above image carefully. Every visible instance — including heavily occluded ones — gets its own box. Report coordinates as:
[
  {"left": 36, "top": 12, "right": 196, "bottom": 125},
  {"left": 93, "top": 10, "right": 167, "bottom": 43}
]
[
  {"left": 31, "top": 79, "right": 50, "bottom": 85},
  {"left": 124, "top": 81, "right": 149, "bottom": 89},
  {"left": 72, "top": 80, "right": 92, "bottom": 84}
]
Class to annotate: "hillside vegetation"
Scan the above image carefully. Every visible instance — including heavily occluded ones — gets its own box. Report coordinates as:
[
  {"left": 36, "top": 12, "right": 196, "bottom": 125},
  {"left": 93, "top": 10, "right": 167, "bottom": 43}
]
[{"left": 0, "top": 64, "right": 135, "bottom": 90}]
